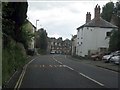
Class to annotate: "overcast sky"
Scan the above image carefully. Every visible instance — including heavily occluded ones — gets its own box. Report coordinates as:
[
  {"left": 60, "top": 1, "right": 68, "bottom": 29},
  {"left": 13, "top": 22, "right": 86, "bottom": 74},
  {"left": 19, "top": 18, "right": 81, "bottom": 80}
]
[{"left": 27, "top": 0, "right": 117, "bottom": 40}]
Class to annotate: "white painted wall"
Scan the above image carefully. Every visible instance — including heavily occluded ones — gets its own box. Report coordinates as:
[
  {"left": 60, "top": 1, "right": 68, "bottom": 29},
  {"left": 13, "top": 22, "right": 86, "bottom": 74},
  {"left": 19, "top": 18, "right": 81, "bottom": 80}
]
[{"left": 77, "top": 27, "right": 113, "bottom": 57}]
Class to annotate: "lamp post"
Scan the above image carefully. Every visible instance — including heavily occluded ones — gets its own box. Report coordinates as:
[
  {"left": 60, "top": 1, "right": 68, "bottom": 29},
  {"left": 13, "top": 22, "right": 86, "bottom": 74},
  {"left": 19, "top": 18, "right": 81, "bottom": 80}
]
[
  {"left": 34, "top": 19, "right": 39, "bottom": 55},
  {"left": 36, "top": 19, "right": 39, "bottom": 32}
]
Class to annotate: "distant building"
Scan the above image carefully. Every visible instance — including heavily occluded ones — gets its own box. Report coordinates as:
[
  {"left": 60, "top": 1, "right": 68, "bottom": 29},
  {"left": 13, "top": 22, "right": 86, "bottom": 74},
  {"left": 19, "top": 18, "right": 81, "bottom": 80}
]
[
  {"left": 76, "top": 4, "right": 118, "bottom": 57},
  {"left": 47, "top": 37, "right": 71, "bottom": 54},
  {"left": 47, "top": 37, "right": 63, "bottom": 54},
  {"left": 71, "top": 35, "right": 77, "bottom": 56},
  {"left": 62, "top": 39, "right": 72, "bottom": 55}
]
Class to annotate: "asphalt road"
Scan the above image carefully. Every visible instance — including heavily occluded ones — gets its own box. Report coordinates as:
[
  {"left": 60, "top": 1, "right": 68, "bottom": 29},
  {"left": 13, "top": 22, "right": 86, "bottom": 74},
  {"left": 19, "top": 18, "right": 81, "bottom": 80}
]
[{"left": 16, "top": 55, "right": 118, "bottom": 88}]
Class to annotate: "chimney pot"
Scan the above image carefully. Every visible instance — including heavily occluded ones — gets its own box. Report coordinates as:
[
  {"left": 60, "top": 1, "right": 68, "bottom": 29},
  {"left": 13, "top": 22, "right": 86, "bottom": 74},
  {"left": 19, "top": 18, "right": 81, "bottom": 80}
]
[
  {"left": 86, "top": 12, "right": 91, "bottom": 23},
  {"left": 94, "top": 4, "right": 101, "bottom": 19}
]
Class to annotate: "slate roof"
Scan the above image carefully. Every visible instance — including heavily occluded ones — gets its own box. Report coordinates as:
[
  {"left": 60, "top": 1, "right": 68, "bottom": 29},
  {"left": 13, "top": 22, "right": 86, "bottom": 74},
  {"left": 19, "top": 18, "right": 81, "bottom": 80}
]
[{"left": 77, "top": 17, "right": 118, "bottom": 30}]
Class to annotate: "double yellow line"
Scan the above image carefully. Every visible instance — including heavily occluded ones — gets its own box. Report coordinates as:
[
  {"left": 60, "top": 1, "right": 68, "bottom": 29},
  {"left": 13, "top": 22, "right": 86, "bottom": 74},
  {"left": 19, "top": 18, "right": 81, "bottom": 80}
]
[
  {"left": 14, "top": 65, "right": 27, "bottom": 89},
  {"left": 14, "top": 58, "right": 37, "bottom": 89}
]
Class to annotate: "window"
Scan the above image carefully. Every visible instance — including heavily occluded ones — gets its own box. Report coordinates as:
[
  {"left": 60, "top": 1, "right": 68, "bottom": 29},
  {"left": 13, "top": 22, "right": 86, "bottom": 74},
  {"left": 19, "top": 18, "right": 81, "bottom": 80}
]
[
  {"left": 100, "top": 48, "right": 107, "bottom": 52},
  {"left": 81, "top": 42, "right": 83, "bottom": 44},
  {"left": 55, "top": 42, "right": 57, "bottom": 45},
  {"left": 106, "top": 32, "right": 111, "bottom": 37},
  {"left": 59, "top": 43, "right": 61, "bottom": 46},
  {"left": 51, "top": 42, "right": 54, "bottom": 45},
  {"left": 81, "top": 37, "right": 83, "bottom": 39}
]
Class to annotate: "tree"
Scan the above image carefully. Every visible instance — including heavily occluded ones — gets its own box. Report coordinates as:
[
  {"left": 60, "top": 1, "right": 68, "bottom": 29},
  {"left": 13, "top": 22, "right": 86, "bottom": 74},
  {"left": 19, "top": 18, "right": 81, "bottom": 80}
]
[
  {"left": 109, "top": 1, "right": 120, "bottom": 51},
  {"left": 115, "top": 1, "right": 120, "bottom": 29},
  {"left": 2, "top": 2, "right": 28, "bottom": 42},
  {"left": 101, "top": 2, "right": 114, "bottom": 22},
  {"left": 109, "top": 29, "right": 120, "bottom": 51},
  {"left": 2, "top": 2, "right": 29, "bottom": 85},
  {"left": 37, "top": 28, "right": 48, "bottom": 54}
]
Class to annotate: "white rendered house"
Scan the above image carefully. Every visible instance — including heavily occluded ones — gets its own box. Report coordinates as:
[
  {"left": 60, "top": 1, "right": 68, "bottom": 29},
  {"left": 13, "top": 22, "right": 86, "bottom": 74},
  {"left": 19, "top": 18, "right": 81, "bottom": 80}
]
[
  {"left": 27, "top": 20, "right": 36, "bottom": 50},
  {"left": 76, "top": 5, "right": 117, "bottom": 57}
]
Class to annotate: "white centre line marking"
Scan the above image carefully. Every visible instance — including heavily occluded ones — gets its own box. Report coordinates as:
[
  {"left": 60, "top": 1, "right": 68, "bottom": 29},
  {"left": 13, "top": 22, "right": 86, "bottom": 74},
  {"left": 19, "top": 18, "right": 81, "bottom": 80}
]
[
  {"left": 52, "top": 55, "right": 104, "bottom": 87},
  {"left": 52, "top": 56, "right": 63, "bottom": 64},
  {"left": 65, "top": 65, "right": 74, "bottom": 70},
  {"left": 79, "top": 72, "right": 104, "bottom": 86}
]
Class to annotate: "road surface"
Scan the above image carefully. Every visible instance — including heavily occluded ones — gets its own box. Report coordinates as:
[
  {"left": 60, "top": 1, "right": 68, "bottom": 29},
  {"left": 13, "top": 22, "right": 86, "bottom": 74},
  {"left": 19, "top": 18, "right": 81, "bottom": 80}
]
[{"left": 15, "top": 55, "right": 118, "bottom": 88}]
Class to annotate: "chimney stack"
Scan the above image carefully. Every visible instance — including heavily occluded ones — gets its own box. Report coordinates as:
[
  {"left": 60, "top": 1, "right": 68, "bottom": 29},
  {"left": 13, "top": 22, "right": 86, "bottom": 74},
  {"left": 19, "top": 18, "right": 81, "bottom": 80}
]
[
  {"left": 94, "top": 4, "right": 101, "bottom": 19},
  {"left": 86, "top": 12, "right": 91, "bottom": 23}
]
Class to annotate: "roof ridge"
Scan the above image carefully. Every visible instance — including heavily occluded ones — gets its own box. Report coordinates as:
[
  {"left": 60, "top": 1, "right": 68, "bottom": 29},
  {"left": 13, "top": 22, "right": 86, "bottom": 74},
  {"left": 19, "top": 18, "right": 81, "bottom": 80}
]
[{"left": 77, "top": 17, "right": 118, "bottom": 30}]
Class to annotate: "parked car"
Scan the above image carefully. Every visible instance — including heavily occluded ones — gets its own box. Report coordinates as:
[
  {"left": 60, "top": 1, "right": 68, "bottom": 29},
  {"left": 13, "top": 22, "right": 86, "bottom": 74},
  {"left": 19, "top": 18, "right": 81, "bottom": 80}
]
[
  {"left": 91, "top": 53, "right": 104, "bottom": 61},
  {"left": 114, "top": 56, "right": 120, "bottom": 65},
  {"left": 110, "top": 54, "right": 120, "bottom": 65},
  {"left": 27, "top": 48, "right": 35, "bottom": 56},
  {"left": 102, "top": 51, "right": 120, "bottom": 63},
  {"left": 50, "top": 51, "right": 55, "bottom": 54},
  {"left": 102, "top": 54, "right": 113, "bottom": 63}
]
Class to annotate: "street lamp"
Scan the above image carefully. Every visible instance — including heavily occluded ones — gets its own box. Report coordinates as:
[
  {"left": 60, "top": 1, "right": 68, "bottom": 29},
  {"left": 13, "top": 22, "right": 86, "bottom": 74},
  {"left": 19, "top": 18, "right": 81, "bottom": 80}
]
[
  {"left": 36, "top": 19, "right": 39, "bottom": 31},
  {"left": 34, "top": 19, "right": 39, "bottom": 55}
]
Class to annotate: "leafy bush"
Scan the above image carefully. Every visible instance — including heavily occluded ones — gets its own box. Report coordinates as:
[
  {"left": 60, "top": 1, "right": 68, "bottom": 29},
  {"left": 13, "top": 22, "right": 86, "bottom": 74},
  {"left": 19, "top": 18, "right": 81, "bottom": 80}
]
[{"left": 2, "top": 38, "right": 27, "bottom": 84}]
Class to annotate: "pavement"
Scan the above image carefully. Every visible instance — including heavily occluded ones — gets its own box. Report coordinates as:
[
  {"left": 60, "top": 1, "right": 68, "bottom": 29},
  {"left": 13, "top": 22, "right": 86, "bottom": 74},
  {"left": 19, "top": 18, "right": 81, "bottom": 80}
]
[{"left": 68, "top": 55, "right": 119, "bottom": 72}]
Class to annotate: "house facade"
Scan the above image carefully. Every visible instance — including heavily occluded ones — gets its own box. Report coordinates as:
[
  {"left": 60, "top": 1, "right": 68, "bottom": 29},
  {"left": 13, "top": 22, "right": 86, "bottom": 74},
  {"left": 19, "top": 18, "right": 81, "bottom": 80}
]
[
  {"left": 71, "top": 35, "right": 77, "bottom": 56},
  {"left": 47, "top": 37, "right": 63, "bottom": 54},
  {"left": 27, "top": 20, "right": 36, "bottom": 50},
  {"left": 76, "top": 4, "right": 118, "bottom": 57},
  {"left": 62, "top": 39, "right": 72, "bottom": 55},
  {"left": 47, "top": 37, "right": 71, "bottom": 54}
]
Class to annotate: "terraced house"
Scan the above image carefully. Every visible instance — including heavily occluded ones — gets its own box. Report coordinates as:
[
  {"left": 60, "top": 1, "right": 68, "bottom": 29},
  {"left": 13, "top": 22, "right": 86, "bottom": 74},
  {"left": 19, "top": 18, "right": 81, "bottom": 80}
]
[{"left": 47, "top": 37, "right": 71, "bottom": 54}]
